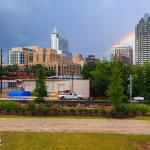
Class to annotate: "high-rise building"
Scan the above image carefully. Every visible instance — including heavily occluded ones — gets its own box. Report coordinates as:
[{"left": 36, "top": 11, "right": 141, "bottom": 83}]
[
  {"left": 135, "top": 13, "right": 150, "bottom": 64},
  {"left": 51, "top": 27, "right": 59, "bottom": 50},
  {"left": 114, "top": 45, "right": 133, "bottom": 65},
  {"left": 51, "top": 27, "right": 71, "bottom": 57}
]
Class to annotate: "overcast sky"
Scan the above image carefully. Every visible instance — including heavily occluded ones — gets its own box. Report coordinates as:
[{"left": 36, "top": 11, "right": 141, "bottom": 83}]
[{"left": 1, "top": 0, "right": 150, "bottom": 62}]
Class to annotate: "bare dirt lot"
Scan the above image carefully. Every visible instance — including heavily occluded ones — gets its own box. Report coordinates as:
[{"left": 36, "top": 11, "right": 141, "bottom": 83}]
[{"left": 0, "top": 118, "right": 150, "bottom": 135}]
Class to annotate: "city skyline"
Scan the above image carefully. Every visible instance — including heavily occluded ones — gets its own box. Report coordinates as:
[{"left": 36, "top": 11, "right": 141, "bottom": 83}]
[{"left": 1, "top": 0, "right": 150, "bottom": 63}]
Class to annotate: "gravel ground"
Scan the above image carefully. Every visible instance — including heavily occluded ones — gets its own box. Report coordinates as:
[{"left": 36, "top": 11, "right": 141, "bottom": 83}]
[{"left": 0, "top": 118, "right": 150, "bottom": 135}]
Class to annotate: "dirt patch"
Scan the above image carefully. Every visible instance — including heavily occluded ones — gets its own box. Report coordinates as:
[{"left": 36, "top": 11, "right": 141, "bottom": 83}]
[{"left": 0, "top": 118, "right": 150, "bottom": 135}]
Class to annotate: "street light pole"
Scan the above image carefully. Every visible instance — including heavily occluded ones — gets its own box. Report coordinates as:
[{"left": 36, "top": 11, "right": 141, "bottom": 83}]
[
  {"left": 0, "top": 48, "right": 2, "bottom": 94},
  {"left": 129, "top": 75, "right": 132, "bottom": 101},
  {"left": 72, "top": 71, "right": 73, "bottom": 93}
]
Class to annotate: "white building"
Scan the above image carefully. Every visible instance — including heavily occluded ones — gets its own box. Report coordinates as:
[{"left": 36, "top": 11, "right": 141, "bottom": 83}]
[
  {"left": 114, "top": 45, "right": 133, "bottom": 65},
  {"left": 51, "top": 27, "right": 59, "bottom": 51},
  {"left": 9, "top": 47, "right": 23, "bottom": 65},
  {"left": 8, "top": 46, "right": 36, "bottom": 65},
  {"left": 51, "top": 27, "right": 71, "bottom": 57},
  {"left": 23, "top": 79, "right": 90, "bottom": 98}
]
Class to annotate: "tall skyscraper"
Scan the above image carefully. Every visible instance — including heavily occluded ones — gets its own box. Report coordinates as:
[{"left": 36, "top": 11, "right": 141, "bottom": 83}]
[
  {"left": 51, "top": 26, "right": 59, "bottom": 50},
  {"left": 114, "top": 45, "right": 133, "bottom": 65},
  {"left": 50, "top": 27, "right": 69, "bottom": 54},
  {"left": 135, "top": 13, "right": 150, "bottom": 64}
]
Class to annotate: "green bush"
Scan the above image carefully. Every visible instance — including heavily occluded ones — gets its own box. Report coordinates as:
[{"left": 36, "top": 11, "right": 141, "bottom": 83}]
[
  {"left": 83, "top": 109, "right": 88, "bottom": 114},
  {"left": 35, "top": 97, "right": 45, "bottom": 103},
  {"left": 69, "top": 109, "right": 76, "bottom": 115},
  {"left": 78, "top": 109, "right": 84, "bottom": 114},
  {"left": 40, "top": 106, "right": 49, "bottom": 115},
  {"left": 0, "top": 101, "right": 20, "bottom": 112},
  {"left": 27, "top": 101, "right": 36, "bottom": 111},
  {"left": 114, "top": 104, "right": 128, "bottom": 113},
  {"left": 126, "top": 104, "right": 150, "bottom": 113},
  {"left": 62, "top": 109, "right": 68, "bottom": 114}
]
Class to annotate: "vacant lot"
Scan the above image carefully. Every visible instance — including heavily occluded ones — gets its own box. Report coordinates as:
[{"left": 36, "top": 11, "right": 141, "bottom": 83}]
[{"left": 0, "top": 132, "right": 150, "bottom": 150}]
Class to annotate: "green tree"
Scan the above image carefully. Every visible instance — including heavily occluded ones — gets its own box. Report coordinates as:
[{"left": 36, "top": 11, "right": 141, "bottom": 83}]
[
  {"left": 143, "top": 62, "right": 150, "bottom": 99},
  {"left": 91, "top": 61, "right": 111, "bottom": 97},
  {"left": 33, "top": 68, "right": 47, "bottom": 102},
  {"left": 132, "top": 65, "right": 145, "bottom": 98},
  {"left": 2, "top": 65, "right": 18, "bottom": 72},
  {"left": 111, "top": 61, "right": 133, "bottom": 99},
  {"left": 107, "top": 64, "right": 127, "bottom": 111},
  {"left": 81, "top": 62, "right": 96, "bottom": 79},
  {"left": 24, "top": 64, "right": 55, "bottom": 77}
]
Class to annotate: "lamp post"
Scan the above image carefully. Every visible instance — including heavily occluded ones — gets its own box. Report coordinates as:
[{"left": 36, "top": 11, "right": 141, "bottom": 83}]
[
  {"left": 128, "top": 74, "right": 132, "bottom": 101},
  {"left": 71, "top": 71, "right": 73, "bottom": 93},
  {"left": 0, "top": 48, "right": 2, "bottom": 94},
  {"left": 129, "top": 75, "right": 132, "bottom": 101}
]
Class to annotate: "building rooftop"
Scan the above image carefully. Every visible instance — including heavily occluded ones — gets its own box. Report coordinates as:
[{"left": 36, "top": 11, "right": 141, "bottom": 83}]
[{"left": 52, "top": 26, "right": 58, "bottom": 34}]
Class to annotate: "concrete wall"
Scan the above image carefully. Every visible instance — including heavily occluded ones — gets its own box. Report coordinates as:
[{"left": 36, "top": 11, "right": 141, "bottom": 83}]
[{"left": 23, "top": 79, "right": 90, "bottom": 98}]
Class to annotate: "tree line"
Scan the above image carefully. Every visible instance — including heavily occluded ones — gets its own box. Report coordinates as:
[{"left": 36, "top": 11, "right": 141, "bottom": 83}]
[
  {"left": 2, "top": 64, "right": 55, "bottom": 77},
  {"left": 81, "top": 60, "right": 150, "bottom": 101}
]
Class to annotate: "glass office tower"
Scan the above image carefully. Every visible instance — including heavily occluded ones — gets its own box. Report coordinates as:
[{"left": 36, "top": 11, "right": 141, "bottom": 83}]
[{"left": 135, "top": 13, "right": 150, "bottom": 64}]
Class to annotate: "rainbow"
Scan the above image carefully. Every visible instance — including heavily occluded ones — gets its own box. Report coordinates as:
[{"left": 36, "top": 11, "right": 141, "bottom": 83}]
[
  {"left": 108, "top": 32, "right": 135, "bottom": 52},
  {"left": 119, "top": 32, "right": 135, "bottom": 45}
]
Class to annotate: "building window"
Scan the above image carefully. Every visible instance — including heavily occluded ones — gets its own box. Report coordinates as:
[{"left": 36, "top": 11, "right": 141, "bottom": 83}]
[{"left": 29, "top": 53, "right": 33, "bottom": 63}]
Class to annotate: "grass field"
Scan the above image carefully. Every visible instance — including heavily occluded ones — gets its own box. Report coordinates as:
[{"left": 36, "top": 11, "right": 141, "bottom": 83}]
[
  {"left": 133, "top": 116, "right": 150, "bottom": 120},
  {"left": 0, "top": 115, "right": 106, "bottom": 119},
  {"left": 0, "top": 132, "right": 150, "bottom": 150},
  {"left": 0, "top": 115, "right": 150, "bottom": 120}
]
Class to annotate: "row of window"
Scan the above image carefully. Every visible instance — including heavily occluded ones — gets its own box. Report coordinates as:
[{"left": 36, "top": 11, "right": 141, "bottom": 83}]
[{"left": 0, "top": 82, "right": 16, "bottom": 88}]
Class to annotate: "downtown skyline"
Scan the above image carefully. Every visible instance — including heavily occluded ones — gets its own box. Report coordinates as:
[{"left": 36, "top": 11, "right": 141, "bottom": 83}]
[{"left": 1, "top": 0, "right": 150, "bottom": 63}]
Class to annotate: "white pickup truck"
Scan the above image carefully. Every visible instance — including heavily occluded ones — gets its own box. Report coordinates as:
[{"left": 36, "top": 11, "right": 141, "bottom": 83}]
[{"left": 58, "top": 92, "right": 82, "bottom": 100}]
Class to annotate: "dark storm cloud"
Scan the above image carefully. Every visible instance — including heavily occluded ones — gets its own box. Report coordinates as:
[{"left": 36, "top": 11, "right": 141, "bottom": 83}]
[{"left": 1, "top": 0, "right": 150, "bottom": 62}]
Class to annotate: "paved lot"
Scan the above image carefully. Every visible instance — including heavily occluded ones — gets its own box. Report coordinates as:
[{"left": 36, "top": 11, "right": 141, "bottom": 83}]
[{"left": 0, "top": 118, "right": 150, "bottom": 135}]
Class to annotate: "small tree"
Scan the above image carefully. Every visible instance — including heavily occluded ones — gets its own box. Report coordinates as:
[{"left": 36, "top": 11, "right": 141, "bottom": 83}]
[
  {"left": 107, "top": 64, "right": 127, "bottom": 111},
  {"left": 33, "top": 68, "right": 47, "bottom": 102}
]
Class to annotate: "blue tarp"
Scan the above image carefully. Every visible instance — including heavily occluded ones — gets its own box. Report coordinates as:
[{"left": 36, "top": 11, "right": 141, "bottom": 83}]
[{"left": 8, "top": 91, "right": 31, "bottom": 97}]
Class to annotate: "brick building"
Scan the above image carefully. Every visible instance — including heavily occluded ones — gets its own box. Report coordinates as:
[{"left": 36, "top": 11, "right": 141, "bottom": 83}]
[{"left": 9, "top": 46, "right": 81, "bottom": 77}]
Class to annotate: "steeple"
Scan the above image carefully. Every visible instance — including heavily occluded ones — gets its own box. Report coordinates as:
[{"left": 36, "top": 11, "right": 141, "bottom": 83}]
[{"left": 52, "top": 26, "right": 58, "bottom": 34}]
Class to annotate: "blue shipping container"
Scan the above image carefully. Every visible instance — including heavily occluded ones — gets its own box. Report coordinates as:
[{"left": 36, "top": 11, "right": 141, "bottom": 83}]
[{"left": 8, "top": 91, "right": 31, "bottom": 97}]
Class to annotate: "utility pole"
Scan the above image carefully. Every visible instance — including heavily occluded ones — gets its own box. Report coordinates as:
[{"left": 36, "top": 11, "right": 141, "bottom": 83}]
[
  {"left": 0, "top": 48, "right": 2, "bottom": 94},
  {"left": 129, "top": 75, "right": 132, "bottom": 101},
  {"left": 89, "top": 77, "right": 91, "bottom": 99},
  {"left": 71, "top": 71, "right": 73, "bottom": 93}
]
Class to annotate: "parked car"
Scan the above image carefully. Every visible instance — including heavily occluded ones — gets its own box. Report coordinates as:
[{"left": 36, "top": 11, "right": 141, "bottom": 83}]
[
  {"left": 133, "top": 96, "right": 144, "bottom": 101},
  {"left": 58, "top": 92, "right": 82, "bottom": 100}
]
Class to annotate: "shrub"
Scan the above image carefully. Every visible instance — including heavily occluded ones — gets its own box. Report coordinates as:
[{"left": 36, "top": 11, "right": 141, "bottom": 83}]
[
  {"left": 126, "top": 104, "right": 150, "bottom": 113},
  {"left": 115, "top": 104, "right": 128, "bottom": 113},
  {"left": 69, "top": 109, "right": 76, "bottom": 115},
  {"left": 35, "top": 97, "right": 45, "bottom": 103},
  {"left": 78, "top": 109, "right": 84, "bottom": 114},
  {"left": 0, "top": 101, "right": 20, "bottom": 112},
  {"left": 35, "top": 104, "right": 49, "bottom": 115},
  {"left": 83, "top": 109, "right": 88, "bottom": 114},
  {"left": 62, "top": 109, "right": 68, "bottom": 114},
  {"left": 27, "top": 101, "right": 36, "bottom": 111}
]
